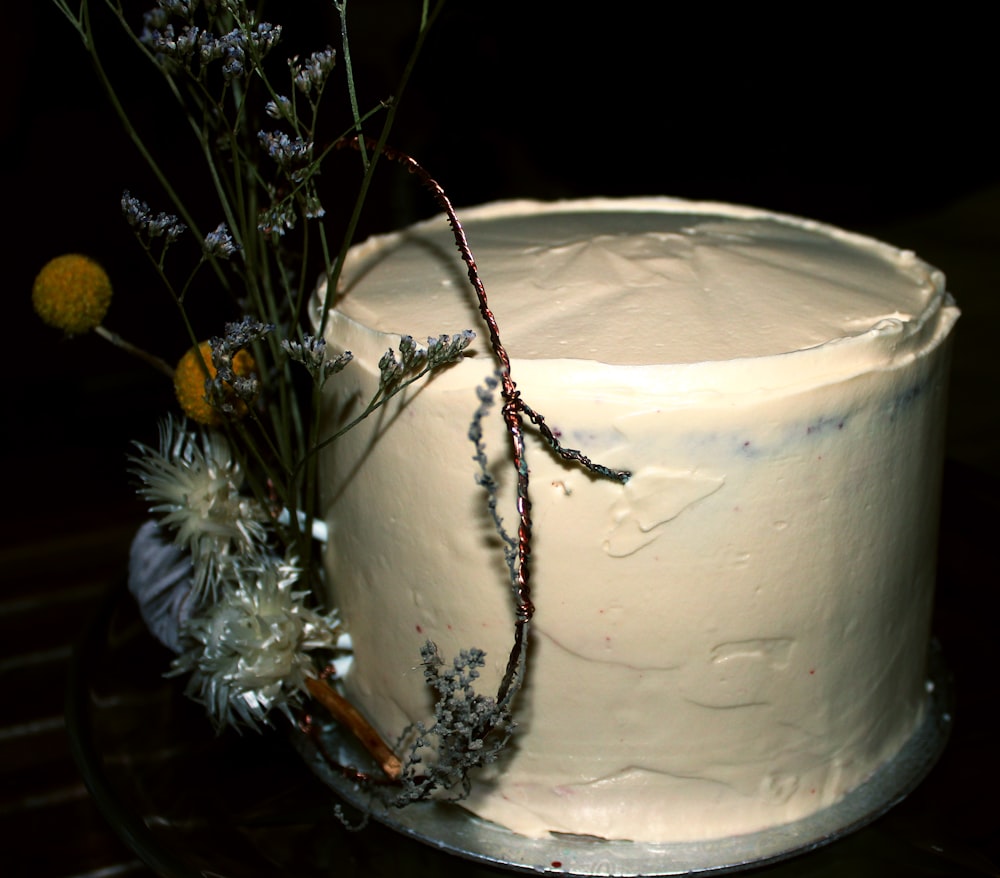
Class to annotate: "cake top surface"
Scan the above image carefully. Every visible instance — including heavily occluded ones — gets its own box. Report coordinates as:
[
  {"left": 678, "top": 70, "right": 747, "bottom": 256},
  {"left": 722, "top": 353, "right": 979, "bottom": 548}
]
[{"left": 327, "top": 198, "right": 948, "bottom": 368}]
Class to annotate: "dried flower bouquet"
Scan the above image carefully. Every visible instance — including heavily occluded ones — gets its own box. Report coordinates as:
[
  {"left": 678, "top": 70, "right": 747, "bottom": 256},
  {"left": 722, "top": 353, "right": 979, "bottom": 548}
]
[{"left": 36, "top": 0, "right": 625, "bottom": 812}]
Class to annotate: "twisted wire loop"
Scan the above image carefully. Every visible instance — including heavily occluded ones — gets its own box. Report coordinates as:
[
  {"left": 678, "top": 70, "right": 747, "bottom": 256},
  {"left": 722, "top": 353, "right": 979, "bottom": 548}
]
[
  {"left": 357, "top": 135, "right": 533, "bottom": 717},
  {"left": 327, "top": 135, "right": 630, "bottom": 783}
]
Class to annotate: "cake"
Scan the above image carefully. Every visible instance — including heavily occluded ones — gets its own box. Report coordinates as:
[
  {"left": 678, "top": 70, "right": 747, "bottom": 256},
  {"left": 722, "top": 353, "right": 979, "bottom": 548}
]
[{"left": 314, "top": 198, "right": 958, "bottom": 843}]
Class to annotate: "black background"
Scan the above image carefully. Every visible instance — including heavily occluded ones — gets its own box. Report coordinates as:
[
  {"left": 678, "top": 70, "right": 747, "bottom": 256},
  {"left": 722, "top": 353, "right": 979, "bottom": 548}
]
[
  {"left": 6, "top": 2, "right": 995, "bottom": 528},
  {"left": 2, "top": 3, "right": 996, "bottom": 875}
]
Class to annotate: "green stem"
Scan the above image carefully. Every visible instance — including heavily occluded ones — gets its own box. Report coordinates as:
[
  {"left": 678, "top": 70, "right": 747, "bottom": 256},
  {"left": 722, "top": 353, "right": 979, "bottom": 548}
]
[
  {"left": 132, "top": 237, "right": 201, "bottom": 349},
  {"left": 302, "top": 0, "right": 446, "bottom": 568},
  {"left": 317, "top": 0, "right": 448, "bottom": 339},
  {"left": 244, "top": 405, "right": 293, "bottom": 479},
  {"left": 94, "top": 325, "right": 175, "bottom": 378},
  {"left": 334, "top": 0, "right": 368, "bottom": 169},
  {"left": 51, "top": 0, "right": 84, "bottom": 31},
  {"left": 297, "top": 364, "right": 442, "bottom": 480},
  {"left": 76, "top": 1, "right": 205, "bottom": 243}
]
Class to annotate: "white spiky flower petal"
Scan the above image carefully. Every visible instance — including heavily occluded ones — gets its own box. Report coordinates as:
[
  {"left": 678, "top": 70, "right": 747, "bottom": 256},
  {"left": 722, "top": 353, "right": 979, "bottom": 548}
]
[
  {"left": 130, "top": 416, "right": 269, "bottom": 602},
  {"left": 171, "top": 553, "right": 343, "bottom": 731}
]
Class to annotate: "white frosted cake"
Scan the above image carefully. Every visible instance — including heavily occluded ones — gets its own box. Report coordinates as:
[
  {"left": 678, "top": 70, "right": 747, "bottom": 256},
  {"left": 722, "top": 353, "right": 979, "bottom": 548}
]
[{"left": 314, "top": 198, "right": 958, "bottom": 843}]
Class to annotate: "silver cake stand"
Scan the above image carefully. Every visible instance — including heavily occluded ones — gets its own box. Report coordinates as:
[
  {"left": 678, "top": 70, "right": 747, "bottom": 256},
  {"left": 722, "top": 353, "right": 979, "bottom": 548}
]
[{"left": 294, "top": 651, "right": 951, "bottom": 877}]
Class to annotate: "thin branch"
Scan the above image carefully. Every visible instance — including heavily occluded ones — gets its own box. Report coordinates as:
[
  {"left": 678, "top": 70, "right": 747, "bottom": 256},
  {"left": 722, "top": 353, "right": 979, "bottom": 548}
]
[
  {"left": 306, "top": 677, "right": 402, "bottom": 779},
  {"left": 94, "top": 325, "right": 175, "bottom": 378}
]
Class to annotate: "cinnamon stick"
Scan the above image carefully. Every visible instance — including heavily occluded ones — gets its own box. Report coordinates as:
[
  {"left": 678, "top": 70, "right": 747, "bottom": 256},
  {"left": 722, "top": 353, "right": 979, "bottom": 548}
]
[{"left": 305, "top": 676, "right": 403, "bottom": 780}]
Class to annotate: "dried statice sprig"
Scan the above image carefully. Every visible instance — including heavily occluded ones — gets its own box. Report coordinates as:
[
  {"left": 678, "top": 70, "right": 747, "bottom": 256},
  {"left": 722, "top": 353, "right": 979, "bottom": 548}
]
[
  {"left": 130, "top": 416, "right": 269, "bottom": 603},
  {"left": 265, "top": 95, "right": 293, "bottom": 121},
  {"left": 304, "top": 329, "right": 476, "bottom": 473},
  {"left": 260, "top": 43, "right": 337, "bottom": 235},
  {"left": 257, "top": 182, "right": 325, "bottom": 235},
  {"left": 170, "top": 553, "right": 344, "bottom": 732},
  {"left": 257, "top": 130, "right": 323, "bottom": 229},
  {"left": 204, "top": 317, "right": 271, "bottom": 413},
  {"left": 469, "top": 375, "right": 517, "bottom": 580},
  {"left": 259, "top": 130, "right": 314, "bottom": 175},
  {"left": 140, "top": 23, "right": 202, "bottom": 71},
  {"left": 376, "top": 339, "right": 415, "bottom": 389},
  {"left": 203, "top": 222, "right": 240, "bottom": 259},
  {"left": 122, "top": 190, "right": 187, "bottom": 245},
  {"left": 257, "top": 199, "right": 298, "bottom": 236},
  {"left": 142, "top": 0, "right": 194, "bottom": 27},
  {"left": 291, "top": 47, "right": 337, "bottom": 96},
  {"left": 141, "top": 4, "right": 283, "bottom": 81},
  {"left": 211, "top": 316, "right": 274, "bottom": 373},
  {"left": 392, "top": 644, "right": 514, "bottom": 804},
  {"left": 377, "top": 332, "right": 475, "bottom": 394},
  {"left": 282, "top": 334, "right": 354, "bottom": 387},
  {"left": 428, "top": 331, "right": 478, "bottom": 369}
]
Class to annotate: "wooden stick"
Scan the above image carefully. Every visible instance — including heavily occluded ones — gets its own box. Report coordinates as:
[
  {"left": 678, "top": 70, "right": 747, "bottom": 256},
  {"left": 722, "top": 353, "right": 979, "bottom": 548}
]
[{"left": 305, "top": 677, "right": 402, "bottom": 780}]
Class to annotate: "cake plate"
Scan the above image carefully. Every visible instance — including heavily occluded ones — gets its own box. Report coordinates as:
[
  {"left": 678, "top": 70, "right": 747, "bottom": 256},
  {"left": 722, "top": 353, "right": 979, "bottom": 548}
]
[
  {"left": 294, "top": 647, "right": 952, "bottom": 877},
  {"left": 69, "top": 581, "right": 953, "bottom": 878}
]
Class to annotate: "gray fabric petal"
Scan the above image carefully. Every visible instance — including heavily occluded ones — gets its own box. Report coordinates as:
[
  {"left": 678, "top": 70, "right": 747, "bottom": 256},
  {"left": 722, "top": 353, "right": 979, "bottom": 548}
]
[{"left": 128, "top": 519, "right": 194, "bottom": 653}]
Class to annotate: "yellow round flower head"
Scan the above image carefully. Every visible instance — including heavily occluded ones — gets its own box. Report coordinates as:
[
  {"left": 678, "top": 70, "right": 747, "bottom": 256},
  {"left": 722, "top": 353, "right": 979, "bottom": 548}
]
[
  {"left": 174, "top": 341, "right": 257, "bottom": 426},
  {"left": 32, "top": 254, "right": 113, "bottom": 335}
]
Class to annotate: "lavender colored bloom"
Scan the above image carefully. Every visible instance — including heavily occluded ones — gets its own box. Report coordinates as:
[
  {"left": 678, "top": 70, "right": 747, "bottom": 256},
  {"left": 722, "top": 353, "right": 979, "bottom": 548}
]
[
  {"left": 121, "top": 190, "right": 186, "bottom": 243},
  {"left": 292, "top": 46, "right": 336, "bottom": 94},
  {"left": 265, "top": 96, "right": 292, "bottom": 121},
  {"left": 258, "top": 130, "right": 314, "bottom": 168},
  {"left": 203, "top": 222, "right": 240, "bottom": 258}
]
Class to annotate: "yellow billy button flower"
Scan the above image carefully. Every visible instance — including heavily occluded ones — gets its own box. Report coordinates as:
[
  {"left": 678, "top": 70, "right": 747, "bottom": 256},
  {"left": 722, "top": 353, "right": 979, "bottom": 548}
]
[
  {"left": 32, "top": 254, "right": 113, "bottom": 334},
  {"left": 174, "top": 340, "right": 257, "bottom": 426}
]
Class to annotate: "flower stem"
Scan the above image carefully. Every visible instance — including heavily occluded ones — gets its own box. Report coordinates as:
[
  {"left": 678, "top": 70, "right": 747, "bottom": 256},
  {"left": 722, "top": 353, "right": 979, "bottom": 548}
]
[
  {"left": 94, "top": 325, "right": 175, "bottom": 378},
  {"left": 334, "top": 0, "right": 368, "bottom": 169}
]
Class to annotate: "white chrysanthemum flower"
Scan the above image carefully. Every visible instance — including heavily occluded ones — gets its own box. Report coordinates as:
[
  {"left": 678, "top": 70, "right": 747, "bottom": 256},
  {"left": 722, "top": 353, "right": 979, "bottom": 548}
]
[
  {"left": 170, "top": 554, "right": 343, "bottom": 731},
  {"left": 131, "top": 416, "right": 268, "bottom": 602}
]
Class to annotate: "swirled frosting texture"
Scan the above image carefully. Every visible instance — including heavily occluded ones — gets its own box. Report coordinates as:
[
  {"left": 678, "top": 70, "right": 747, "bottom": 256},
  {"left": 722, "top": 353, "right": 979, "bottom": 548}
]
[{"left": 316, "top": 198, "right": 958, "bottom": 842}]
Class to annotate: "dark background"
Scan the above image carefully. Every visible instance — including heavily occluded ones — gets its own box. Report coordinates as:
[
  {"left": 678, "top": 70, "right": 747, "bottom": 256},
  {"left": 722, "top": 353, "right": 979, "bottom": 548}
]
[
  {"left": 5, "top": 1, "right": 997, "bottom": 529},
  {"left": 2, "top": 2, "right": 997, "bottom": 876}
]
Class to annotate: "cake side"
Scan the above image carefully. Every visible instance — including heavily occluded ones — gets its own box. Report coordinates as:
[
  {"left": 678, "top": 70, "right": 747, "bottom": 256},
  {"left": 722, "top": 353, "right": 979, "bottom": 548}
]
[{"left": 315, "top": 198, "right": 958, "bottom": 842}]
